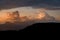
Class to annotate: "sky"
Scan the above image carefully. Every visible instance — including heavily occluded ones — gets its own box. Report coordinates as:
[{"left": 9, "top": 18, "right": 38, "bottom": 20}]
[
  {"left": 0, "top": 0, "right": 60, "bottom": 21},
  {"left": 0, "top": 0, "right": 60, "bottom": 9}
]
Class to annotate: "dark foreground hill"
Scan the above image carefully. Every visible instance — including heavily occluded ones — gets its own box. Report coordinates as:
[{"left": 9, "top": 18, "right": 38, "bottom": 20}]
[
  {"left": 20, "top": 23, "right": 60, "bottom": 32},
  {"left": 0, "top": 22, "right": 60, "bottom": 32}
]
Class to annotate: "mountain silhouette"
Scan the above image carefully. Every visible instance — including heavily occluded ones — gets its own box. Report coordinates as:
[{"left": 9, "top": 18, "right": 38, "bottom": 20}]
[
  {"left": 20, "top": 23, "right": 60, "bottom": 32},
  {"left": 0, "top": 21, "right": 59, "bottom": 32}
]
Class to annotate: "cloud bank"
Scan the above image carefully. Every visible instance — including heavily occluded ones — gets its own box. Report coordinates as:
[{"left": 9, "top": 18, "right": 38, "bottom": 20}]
[
  {"left": 0, "top": 9, "right": 56, "bottom": 24},
  {"left": 34, "top": 10, "right": 55, "bottom": 22},
  {"left": 0, "top": 10, "right": 56, "bottom": 30}
]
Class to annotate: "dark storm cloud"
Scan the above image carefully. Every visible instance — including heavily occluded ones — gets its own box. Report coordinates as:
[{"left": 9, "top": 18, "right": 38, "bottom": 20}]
[{"left": 0, "top": 0, "right": 60, "bottom": 9}]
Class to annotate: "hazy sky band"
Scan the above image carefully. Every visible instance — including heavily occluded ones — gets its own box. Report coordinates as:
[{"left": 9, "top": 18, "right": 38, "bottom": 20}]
[{"left": 0, "top": 0, "right": 60, "bottom": 9}]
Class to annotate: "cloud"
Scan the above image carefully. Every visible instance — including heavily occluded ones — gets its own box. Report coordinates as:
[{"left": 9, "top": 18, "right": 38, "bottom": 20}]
[
  {"left": 35, "top": 10, "right": 55, "bottom": 22},
  {"left": 0, "top": 9, "right": 56, "bottom": 24},
  {"left": 0, "top": 0, "right": 60, "bottom": 10},
  {"left": 0, "top": 10, "right": 56, "bottom": 30}
]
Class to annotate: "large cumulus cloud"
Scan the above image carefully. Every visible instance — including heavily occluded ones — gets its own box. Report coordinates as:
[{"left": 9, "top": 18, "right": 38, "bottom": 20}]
[{"left": 35, "top": 11, "right": 56, "bottom": 22}]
